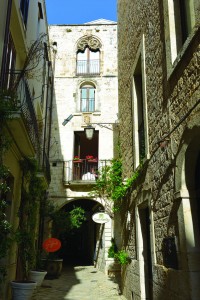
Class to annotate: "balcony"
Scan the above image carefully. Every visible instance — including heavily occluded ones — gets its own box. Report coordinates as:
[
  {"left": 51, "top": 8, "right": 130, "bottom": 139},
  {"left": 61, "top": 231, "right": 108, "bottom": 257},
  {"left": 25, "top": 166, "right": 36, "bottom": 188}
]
[
  {"left": 76, "top": 60, "right": 100, "bottom": 75},
  {"left": 5, "top": 73, "right": 51, "bottom": 183},
  {"left": 63, "top": 159, "right": 111, "bottom": 185}
]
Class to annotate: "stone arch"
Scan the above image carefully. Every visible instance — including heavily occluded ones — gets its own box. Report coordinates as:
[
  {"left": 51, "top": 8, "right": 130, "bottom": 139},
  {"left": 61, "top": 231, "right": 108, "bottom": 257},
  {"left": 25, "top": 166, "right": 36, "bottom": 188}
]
[
  {"left": 52, "top": 197, "right": 110, "bottom": 266},
  {"left": 76, "top": 35, "right": 102, "bottom": 52},
  {"left": 175, "top": 125, "right": 200, "bottom": 193},
  {"left": 175, "top": 124, "right": 200, "bottom": 299}
]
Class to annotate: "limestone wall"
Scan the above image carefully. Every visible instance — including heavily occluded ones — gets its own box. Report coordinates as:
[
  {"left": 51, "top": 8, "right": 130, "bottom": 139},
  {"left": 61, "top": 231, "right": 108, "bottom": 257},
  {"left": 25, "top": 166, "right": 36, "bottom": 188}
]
[{"left": 118, "top": 0, "right": 200, "bottom": 299}]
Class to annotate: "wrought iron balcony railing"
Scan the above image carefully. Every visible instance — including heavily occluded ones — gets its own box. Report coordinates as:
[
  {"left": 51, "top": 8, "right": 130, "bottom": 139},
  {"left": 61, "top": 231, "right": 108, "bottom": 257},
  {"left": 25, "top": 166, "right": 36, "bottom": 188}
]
[
  {"left": 80, "top": 97, "right": 95, "bottom": 112},
  {"left": 6, "top": 72, "right": 51, "bottom": 183},
  {"left": 63, "top": 159, "right": 111, "bottom": 183},
  {"left": 17, "top": 76, "right": 41, "bottom": 151},
  {"left": 76, "top": 59, "right": 100, "bottom": 75}
]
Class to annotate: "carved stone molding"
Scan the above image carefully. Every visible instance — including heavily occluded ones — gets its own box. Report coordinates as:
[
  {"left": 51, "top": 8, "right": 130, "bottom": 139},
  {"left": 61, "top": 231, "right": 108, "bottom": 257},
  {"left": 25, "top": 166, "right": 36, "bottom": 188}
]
[{"left": 77, "top": 36, "right": 101, "bottom": 51}]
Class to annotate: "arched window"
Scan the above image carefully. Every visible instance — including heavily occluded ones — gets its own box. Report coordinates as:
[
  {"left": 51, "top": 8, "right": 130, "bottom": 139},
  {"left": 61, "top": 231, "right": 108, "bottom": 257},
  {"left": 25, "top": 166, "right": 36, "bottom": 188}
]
[
  {"left": 76, "top": 36, "right": 101, "bottom": 75},
  {"left": 77, "top": 47, "right": 100, "bottom": 75},
  {"left": 80, "top": 84, "right": 95, "bottom": 112}
]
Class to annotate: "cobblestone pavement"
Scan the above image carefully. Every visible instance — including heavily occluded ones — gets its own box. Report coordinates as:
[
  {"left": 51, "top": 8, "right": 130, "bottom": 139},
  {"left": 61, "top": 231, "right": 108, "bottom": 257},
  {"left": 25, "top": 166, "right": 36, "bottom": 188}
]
[{"left": 31, "top": 265, "right": 126, "bottom": 300}]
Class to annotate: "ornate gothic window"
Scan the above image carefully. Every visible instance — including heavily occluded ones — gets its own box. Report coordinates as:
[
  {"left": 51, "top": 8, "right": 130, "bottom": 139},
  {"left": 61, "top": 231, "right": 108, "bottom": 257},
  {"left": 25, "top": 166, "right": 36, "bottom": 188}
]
[{"left": 76, "top": 36, "right": 101, "bottom": 75}]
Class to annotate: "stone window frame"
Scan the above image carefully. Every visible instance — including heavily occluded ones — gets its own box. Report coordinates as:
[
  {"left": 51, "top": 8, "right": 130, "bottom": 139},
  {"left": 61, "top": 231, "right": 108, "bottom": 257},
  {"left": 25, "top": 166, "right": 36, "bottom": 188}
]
[
  {"left": 77, "top": 80, "right": 98, "bottom": 113},
  {"left": 163, "top": 0, "right": 197, "bottom": 78},
  {"left": 131, "top": 34, "right": 149, "bottom": 169},
  {"left": 80, "top": 83, "right": 96, "bottom": 112}
]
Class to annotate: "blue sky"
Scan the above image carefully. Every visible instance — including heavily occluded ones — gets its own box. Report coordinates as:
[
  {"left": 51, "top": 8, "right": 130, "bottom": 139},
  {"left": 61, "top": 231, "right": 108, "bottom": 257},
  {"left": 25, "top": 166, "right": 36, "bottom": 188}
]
[{"left": 45, "top": 0, "right": 117, "bottom": 25}]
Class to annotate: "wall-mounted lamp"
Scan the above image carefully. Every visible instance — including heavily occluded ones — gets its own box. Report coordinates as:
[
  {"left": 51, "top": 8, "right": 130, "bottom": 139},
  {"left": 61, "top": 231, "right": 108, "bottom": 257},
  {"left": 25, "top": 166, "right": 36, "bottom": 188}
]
[
  {"left": 62, "top": 114, "right": 73, "bottom": 126},
  {"left": 84, "top": 122, "right": 118, "bottom": 140},
  {"left": 62, "top": 114, "right": 118, "bottom": 140},
  {"left": 84, "top": 125, "right": 95, "bottom": 140}
]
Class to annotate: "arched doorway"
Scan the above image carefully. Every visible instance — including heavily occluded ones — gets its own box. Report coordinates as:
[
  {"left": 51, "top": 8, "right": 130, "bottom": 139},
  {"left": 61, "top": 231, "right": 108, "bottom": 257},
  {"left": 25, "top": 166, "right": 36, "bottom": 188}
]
[
  {"left": 58, "top": 199, "right": 104, "bottom": 266},
  {"left": 175, "top": 129, "right": 200, "bottom": 299}
]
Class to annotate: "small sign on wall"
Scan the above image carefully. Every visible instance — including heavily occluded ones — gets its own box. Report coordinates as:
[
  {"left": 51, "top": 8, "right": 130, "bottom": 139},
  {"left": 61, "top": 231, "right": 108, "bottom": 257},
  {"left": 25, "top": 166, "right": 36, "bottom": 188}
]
[
  {"left": 43, "top": 238, "right": 61, "bottom": 252},
  {"left": 92, "top": 212, "right": 111, "bottom": 224}
]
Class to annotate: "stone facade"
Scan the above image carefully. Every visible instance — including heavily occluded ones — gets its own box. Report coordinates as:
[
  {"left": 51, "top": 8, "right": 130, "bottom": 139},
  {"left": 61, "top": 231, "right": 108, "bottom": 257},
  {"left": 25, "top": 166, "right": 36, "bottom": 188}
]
[
  {"left": 48, "top": 20, "right": 118, "bottom": 272},
  {"left": 0, "top": 1, "right": 51, "bottom": 299},
  {"left": 118, "top": 0, "right": 200, "bottom": 299}
]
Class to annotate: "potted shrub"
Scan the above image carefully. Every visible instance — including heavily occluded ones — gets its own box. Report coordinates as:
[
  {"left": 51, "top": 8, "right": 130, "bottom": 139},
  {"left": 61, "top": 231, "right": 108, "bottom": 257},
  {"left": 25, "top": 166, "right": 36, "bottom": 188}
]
[
  {"left": 73, "top": 156, "right": 83, "bottom": 163},
  {"left": 10, "top": 158, "right": 47, "bottom": 299},
  {"left": 107, "top": 239, "right": 131, "bottom": 277},
  {"left": 11, "top": 229, "right": 37, "bottom": 300},
  {"left": 29, "top": 251, "right": 47, "bottom": 287}
]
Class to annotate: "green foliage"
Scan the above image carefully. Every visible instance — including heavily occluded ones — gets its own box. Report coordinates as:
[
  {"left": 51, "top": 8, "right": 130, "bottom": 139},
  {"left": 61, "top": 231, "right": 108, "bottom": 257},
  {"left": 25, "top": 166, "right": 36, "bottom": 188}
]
[
  {"left": 0, "top": 89, "right": 18, "bottom": 122},
  {"left": 0, "top": 89, "right": 18, "bottom": 285},
  {"left": 16, "top": 157, "right": 47, "bottom": 279},
  {"left": 108, "top": 239, "right": 130, "bottom": 265},
  {"left": 0, "top": 166, "right": 13, "bottom": 284},
  {"left": 49, "top": 206, "right": 86, "bottom": 238},
  {"left": 15, "top": 230, "right": 35, "bottom": 279},
  {"left": 114, "top": 250, "right": 130, "bottom": 265},
  {"left": 69, "top": 206, "right": 86, "bottom": 229},
  {"left": 92, "top": 158, "right": 141, "bottom": 212},
  {"left": 108, "top": 238, "right": 118, "bottom": 258}
]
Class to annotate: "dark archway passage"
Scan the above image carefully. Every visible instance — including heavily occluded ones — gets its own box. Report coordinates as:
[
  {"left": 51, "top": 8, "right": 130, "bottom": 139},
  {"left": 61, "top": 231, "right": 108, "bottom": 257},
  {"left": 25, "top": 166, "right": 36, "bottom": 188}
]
[{"left": 59, "top": 199, "right": 103, "bottom": 266}]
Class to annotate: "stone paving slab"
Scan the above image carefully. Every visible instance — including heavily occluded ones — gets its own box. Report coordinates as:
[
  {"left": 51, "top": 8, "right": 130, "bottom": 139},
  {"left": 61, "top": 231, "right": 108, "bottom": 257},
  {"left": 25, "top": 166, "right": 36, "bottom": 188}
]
[{"left": 32, "top": 265, "right": 126, "bottom": 300}]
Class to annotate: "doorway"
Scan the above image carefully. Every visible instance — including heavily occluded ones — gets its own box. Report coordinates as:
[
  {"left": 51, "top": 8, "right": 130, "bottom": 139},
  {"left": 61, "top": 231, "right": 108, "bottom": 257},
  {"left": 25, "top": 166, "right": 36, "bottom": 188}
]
[
  {"left": 74, "top": 131, "right": 98, "bottom": 160},
  {"left": 138, "top": 206, "right": 153, "bottom": 300},
  {"left": 59, "top": 199, "right": 103, "bottom": 266}
]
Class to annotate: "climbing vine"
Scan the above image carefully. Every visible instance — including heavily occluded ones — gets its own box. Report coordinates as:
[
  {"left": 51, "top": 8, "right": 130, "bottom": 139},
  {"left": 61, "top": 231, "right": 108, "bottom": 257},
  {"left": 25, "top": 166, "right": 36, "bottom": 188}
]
[
  {"left": 91, "top": 158, "right": 141, "bottom": 215},
  {"left": 0, "top": 90, "right": 18, "bottom": 285},
  {"left": 16, "top": 157, "right": 47, "bottom": 280}
]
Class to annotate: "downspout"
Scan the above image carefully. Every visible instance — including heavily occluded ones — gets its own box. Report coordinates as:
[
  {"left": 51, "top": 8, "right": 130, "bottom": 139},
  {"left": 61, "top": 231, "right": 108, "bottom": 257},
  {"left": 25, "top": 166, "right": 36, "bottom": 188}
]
[
  {"left": 47, "top": 64, "right": 53, "bottom": 157},
  {"left": 42, "top": 43, "right": 50, "bottom": 166},
  {"left": 0, "top": 0, "right": 13, "bottom": 88},
  {"left": 47, "top": 46, "right": 56, "bottom": 157}
]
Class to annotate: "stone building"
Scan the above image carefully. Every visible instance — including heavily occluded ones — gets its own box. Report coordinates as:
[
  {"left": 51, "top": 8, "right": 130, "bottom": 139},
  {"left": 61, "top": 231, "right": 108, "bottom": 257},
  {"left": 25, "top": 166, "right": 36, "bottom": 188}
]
[
  {"left": 0, "top": 1, "right": 52, "bottom": 298},
  {"left": 48, "top": 20, "right": 118, "bottom": 272},
  {"left": 118, "top": 0, "right": 200, "bottom": 299}
]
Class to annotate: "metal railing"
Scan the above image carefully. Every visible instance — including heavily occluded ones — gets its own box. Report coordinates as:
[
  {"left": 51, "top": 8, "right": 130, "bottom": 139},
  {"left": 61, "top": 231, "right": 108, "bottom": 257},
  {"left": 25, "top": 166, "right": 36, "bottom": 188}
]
[
  {"left": 76, "top": 59, "right": 100, "bottom": 75},
  {"left": 63, "top": 159, "right": 111, "bottom": 182},
  {"left": 80, "top": 97, "right": 95, "bottom": 112},
  {"left": 7, "top": 72, "right": 51, "bottom": 182}
]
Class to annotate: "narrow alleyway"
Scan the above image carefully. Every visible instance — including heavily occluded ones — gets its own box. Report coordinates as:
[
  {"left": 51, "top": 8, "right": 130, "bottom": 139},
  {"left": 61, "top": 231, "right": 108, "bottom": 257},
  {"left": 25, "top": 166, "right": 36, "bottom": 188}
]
[{"left": 31, "top": 264, "right": 126, "bottom": 300}]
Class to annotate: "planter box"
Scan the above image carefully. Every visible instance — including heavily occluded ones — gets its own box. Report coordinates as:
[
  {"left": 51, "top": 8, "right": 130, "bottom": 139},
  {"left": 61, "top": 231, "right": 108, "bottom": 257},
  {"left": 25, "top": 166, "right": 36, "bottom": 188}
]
[{"left": 43, "top": 259, "right": 63, "bottom": 279}]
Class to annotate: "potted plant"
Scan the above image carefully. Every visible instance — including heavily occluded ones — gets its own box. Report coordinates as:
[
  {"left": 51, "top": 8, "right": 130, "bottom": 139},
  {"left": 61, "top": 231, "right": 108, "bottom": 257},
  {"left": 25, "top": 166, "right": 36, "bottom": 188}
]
[
  {"left": 86, "top": 155, "right": 98, "bottom": 162},
  {"left": 29, "top": 250, "right": 47, "bottom": 287},
  {"left": 10, "top": 158, "right": 47, "bottom": 299},
  {"left": 107, "top": 239, "right": 131, "bottom": 277},
  {"left": 11, "top": 229, "right": 37, "bottom": 300},
  {"left": 73, "top": 156, "right": 82, "bottom": 163}
]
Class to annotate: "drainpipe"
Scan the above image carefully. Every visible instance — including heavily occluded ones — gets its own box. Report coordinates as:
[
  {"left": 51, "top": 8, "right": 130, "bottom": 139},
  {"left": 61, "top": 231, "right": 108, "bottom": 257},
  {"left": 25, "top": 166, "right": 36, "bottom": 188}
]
[
  {"left": 0, "top": 0, "right": 12, "bottom": 88},
  {"left": 42, "top": 43, "right": 50, "bottom": 166},
  {"left": 47, "top": 44, "right": 57, "bottom": 157}
]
